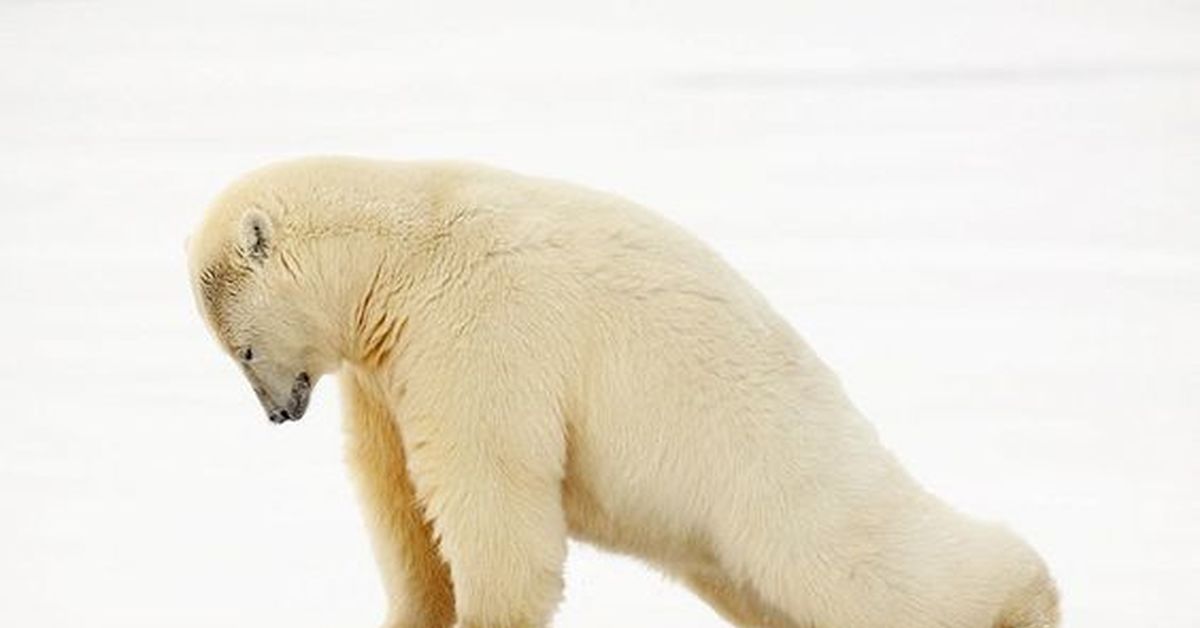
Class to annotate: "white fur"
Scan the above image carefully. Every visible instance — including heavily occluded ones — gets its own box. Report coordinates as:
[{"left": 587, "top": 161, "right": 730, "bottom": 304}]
[{"left": 188, "top": 157, "right": 1058, "bottom": 628}]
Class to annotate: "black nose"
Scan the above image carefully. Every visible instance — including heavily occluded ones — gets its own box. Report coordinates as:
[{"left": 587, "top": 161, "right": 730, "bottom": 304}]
[{"left": 269, "top": 409, "right": 294, "bottom": 423}]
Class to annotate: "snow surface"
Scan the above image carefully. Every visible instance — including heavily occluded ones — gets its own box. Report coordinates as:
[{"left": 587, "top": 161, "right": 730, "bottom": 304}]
[{"left": 1, "top": 1, "right": 1198, "bottom": 626}]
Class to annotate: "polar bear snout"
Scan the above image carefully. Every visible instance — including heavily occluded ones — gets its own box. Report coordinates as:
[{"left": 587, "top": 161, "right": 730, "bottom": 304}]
[
  {"left": 268, "top": 408, "right": 297, "bottom": 423},
  {"left": 256, "top": 372, "right": 312, "bottom": 424}
]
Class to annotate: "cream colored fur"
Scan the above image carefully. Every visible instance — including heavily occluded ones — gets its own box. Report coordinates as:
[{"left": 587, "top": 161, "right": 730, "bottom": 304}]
[{"left": 187, "top": 157, "right": 1059, "bottom": 628}]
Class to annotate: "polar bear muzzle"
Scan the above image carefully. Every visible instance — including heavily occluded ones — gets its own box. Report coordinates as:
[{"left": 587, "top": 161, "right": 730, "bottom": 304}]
[{"left": 253, "top": 371, "right": 312, "bottom": 424}]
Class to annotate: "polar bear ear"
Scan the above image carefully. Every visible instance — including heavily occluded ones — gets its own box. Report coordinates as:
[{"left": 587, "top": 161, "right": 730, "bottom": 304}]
[{"left": 239, "top": 209, "right": 273, "bottom": 264}]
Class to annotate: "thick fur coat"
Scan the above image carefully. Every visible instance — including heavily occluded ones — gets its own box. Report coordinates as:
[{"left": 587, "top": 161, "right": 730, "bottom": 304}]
[{"left": 188, "top": 157, "right": 1058, "bottom": 628}]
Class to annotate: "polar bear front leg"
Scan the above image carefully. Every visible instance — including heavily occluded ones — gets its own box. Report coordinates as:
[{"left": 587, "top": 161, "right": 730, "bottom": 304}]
[
  {"left": 341, "top": 372, "right": 457, "bottom": 628},
  {"left": 402, "top": 379, "right": 568, "bottom": 628}
]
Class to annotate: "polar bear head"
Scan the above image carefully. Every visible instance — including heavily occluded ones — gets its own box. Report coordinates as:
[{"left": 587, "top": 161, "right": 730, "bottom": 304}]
[{"left": 187, "top": 175, "right": 343, "bottom": 424}]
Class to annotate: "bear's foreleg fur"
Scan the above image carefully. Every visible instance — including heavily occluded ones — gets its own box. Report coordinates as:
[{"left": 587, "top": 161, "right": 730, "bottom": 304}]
[{"left": 342, "top": 370, "right": 456, "bottom": 628}]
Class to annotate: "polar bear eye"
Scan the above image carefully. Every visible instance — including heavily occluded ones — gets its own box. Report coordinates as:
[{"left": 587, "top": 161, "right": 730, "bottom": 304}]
[{"left": 239, "top": 347, "right": 254, "bottom": 363}]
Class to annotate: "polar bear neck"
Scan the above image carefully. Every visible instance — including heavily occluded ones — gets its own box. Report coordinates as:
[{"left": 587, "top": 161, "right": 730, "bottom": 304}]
[{"left": 263, "top": 164, "right": 488, "bottom": 371}]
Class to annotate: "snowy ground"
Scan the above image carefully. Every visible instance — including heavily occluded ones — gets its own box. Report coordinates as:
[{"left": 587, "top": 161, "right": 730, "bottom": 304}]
[{"left": 2, "top": 1, "right": 1198, "bottom": 626}]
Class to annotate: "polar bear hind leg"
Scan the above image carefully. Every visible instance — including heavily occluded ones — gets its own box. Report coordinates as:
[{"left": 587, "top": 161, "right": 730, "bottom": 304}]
[{"left": 680, "top": 567, "right": 800, "bottom": 628}]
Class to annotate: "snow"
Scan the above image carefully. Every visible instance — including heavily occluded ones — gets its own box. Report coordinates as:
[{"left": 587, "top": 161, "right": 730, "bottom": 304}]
[{"left": 1, "top": 1, "right": 1198, "bottom": 626}]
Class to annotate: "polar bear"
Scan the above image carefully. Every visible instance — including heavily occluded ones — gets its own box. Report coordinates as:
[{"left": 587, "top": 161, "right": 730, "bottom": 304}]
[{"left": 187, "top": 157, "right": 1058, "bottom": 628}]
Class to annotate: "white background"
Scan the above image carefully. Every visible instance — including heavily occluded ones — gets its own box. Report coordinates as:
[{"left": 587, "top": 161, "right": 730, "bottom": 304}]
[{"left": 2, "top": 1, "right": 1198, "bottom": 626}]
